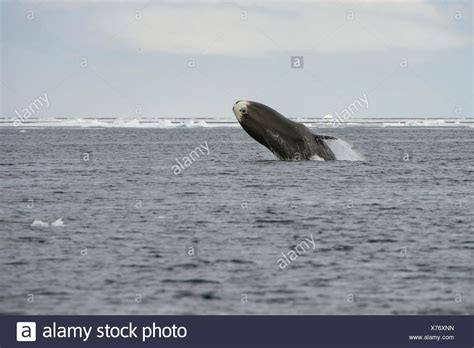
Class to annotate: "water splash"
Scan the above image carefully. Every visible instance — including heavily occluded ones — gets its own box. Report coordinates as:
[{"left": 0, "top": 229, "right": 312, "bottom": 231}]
[
  {"left": 324, "top": 139, "right": 364, "bottom": 161},
  {"left": 309, "top": 154, "right": 324, "bottom": 161}
]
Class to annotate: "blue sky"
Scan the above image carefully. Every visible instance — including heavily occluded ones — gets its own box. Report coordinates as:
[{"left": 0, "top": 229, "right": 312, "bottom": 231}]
[{"left": 1, "top": 0, "right": 472, "bottom": 119}]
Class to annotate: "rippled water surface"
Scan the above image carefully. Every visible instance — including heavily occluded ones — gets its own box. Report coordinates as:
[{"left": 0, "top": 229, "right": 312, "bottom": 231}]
[{"left": 0, "top": 127, "right": 473, "bottom": 314}]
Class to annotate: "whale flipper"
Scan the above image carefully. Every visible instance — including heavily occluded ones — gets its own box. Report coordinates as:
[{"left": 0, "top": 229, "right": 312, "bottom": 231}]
[
  {"left": 313, "top": 134, "right": 337, "bottom": 141},
  {"left": 310, "top": 134, "right": 336, "bottom": 160}
]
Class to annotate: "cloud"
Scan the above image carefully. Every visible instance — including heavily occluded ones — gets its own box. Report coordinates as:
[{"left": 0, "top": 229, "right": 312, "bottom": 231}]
[{"left": 91, "top": 1, "right": 469, "bottom": 56}]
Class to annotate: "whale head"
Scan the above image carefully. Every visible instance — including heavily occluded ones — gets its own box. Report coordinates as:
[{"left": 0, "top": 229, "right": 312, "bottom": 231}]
[
  {"left": 232, "top": 100, "right": 286, "bottom": 125},
  {"left": 232, "top": 100, "right": 292, "bottom": 129},
  {"left": 232, "top": 100, "right": 250, "bottom": 123},
  {"left": 232, "top": 100, "right": 300, "bottom": 155}
]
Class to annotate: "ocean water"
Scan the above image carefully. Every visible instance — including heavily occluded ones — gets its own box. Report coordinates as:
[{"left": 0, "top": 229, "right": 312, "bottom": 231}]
[{"left": 0, "top": 127, "right": 472, "bottom": 314}]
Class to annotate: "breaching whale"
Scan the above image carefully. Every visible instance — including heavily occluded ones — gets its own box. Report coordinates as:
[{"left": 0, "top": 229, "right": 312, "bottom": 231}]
[{"left": 232, "top": 100, "right": 337, "bottom": 160}]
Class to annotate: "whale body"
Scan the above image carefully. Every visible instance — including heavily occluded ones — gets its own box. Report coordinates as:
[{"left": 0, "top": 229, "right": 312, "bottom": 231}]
[{"left": 232, "top": 100, "right": 337, "bottom": 160}]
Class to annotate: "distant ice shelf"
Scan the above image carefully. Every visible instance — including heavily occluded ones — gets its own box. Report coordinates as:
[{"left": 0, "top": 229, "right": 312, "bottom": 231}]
[{"left": 0, "top": 117, "right": 472, "bottom": 128}]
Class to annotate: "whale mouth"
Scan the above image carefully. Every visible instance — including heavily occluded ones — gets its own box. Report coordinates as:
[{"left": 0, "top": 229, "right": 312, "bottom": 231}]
[{"left": 233, "top": 100, "right": 249, "bottom": 122}]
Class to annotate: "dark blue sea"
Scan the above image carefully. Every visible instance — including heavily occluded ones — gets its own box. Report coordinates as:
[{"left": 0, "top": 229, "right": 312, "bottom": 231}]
[{"left": 0, "top": 127, "right": 472, "bottom": 314}]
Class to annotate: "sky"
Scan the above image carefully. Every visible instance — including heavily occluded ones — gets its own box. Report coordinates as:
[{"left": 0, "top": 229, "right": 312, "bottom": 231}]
[{"left": 1, "top": 0, "right": 472, "bottom": 119}]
